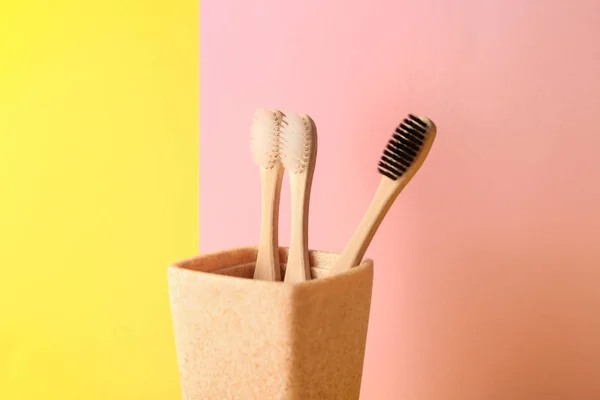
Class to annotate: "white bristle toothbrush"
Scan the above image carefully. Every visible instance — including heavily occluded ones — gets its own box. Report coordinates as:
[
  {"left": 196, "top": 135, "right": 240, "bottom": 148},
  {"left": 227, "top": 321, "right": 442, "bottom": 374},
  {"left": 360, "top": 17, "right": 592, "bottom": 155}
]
[
  {"left": 250, "top": 108, "right": 285, "bottom": 281},
  {"left": 280, "top": 113, "right": 318, "bottom": 283},
  {"left": 329, "top": 114, "right": 437, "bottom": 276}
]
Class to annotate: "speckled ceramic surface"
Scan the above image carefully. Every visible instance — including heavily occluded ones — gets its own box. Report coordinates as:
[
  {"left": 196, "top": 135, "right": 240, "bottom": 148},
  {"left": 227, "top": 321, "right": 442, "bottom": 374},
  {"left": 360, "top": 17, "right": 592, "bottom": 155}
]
[{"left": 168, "top": 247, "right": 374, "bottom": 400}]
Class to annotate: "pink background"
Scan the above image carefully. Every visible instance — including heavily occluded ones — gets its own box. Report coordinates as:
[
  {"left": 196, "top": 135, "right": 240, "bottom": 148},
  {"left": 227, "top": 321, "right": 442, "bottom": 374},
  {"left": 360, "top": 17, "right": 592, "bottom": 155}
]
[{"left": 200, "top": 1, "right": 600, "bottom": 399}]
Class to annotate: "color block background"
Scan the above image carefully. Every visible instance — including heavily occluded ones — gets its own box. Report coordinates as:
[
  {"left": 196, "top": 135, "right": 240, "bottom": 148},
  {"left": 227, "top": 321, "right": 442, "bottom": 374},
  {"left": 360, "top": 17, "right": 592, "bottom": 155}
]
[
  {"left": 3, "top": 1, "right": 600, "bottom": 399},
  {"left": 200, "top": 0, "right": 600, "bottom": 399},
  {"left": 0, "top": 2, "right": 198, "bottom": 399}
]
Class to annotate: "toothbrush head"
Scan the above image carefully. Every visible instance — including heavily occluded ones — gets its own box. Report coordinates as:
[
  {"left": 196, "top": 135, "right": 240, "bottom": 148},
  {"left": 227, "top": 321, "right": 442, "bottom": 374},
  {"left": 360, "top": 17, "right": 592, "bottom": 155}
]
[
  {"left": 250, "top": 108, "right": 284, "bottom": 169},
  {"left": 378, "top": 114, "right": 436, "bottom": 181},
  {"left": 279, "top": 113, "right": 315, "bottom": 174}
]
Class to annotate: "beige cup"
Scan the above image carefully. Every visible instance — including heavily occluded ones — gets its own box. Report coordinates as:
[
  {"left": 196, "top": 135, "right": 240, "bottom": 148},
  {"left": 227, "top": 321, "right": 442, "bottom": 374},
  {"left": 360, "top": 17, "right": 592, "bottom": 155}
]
[{"left": 167, "top": 246, "right": 374, "bottom": 400}]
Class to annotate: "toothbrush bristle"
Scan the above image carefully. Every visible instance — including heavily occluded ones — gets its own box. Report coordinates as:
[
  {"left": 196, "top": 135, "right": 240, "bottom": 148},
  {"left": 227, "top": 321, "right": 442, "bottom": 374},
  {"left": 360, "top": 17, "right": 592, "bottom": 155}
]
[
  {"left": 378, "top": 114, "right": 432, "bottom": 181},
  {"left": 279, "top": 113, "right": 313, "bottom": 174},
  {"left": 250, "top": 108, "right": 283, "bottom": 169}
]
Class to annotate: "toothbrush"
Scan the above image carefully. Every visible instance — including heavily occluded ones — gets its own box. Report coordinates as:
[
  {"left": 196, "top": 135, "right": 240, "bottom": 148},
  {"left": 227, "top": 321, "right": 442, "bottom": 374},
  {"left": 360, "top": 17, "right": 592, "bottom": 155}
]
[
  {"left": 250, "top": 108, "right": 285, "bottom": 281},
  {"left": 280, "top": 113, "right": 318, "bottom": 283},
  {"left": 329, "top": 114, "right": 437, "bottom": 276}
]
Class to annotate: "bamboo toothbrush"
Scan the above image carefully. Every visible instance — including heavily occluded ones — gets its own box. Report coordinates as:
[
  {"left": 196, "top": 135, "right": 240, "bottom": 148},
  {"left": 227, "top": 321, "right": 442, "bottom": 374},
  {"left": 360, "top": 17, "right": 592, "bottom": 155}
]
[
  {"left": 280, "top": 113, "right": 318, "bottom": 283},
  {"left": 329, "top": 114, "right": 436, "bottom": 276},
  {"left": 250, "top": 108, "right": 285, "bottom": 281}
]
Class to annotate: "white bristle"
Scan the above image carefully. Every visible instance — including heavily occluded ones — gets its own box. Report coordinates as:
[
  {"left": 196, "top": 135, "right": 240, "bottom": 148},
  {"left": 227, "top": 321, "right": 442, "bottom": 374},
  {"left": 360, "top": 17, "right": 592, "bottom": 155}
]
[
  {"left": 279, "top": 113, "right": 313, "bottom": 174},
  {"left": 250, "top": 108, "right": 282, "bottom": 169}
]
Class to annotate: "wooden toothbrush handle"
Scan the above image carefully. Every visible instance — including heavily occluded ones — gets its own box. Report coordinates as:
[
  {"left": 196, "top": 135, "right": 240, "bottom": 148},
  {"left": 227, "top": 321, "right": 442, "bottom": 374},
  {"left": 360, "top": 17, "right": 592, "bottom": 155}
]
[
  {"left": 254, "top": 166, "right": 284, "bottom": 281},
  {"left": 284, "top": 172, "right": 312, "bottom": 283},
  {"left": 329, "top": 177, "right": 402, "bottom": 275}
]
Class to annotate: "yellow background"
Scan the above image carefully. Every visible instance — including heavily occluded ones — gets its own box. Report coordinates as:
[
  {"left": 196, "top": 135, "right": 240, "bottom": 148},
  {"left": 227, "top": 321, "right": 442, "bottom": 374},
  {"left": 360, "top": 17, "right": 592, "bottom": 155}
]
[{"left": 0, "top": 2, "right": 198, "bottom": 399}]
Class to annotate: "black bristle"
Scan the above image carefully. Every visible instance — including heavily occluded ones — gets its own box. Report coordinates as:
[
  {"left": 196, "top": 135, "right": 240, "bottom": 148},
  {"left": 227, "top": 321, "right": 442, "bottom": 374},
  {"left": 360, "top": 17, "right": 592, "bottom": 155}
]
[
  {"left": 399, "top": 123, "right": 426, "bottom": 141},
  {"left": 378, "top": 164, "right": 399, "bottom": 181},
  {"left": 403, "top": 119, "right": 427, "bottom": 135},
  {"left": 378, "top": 114, "right": 430, "bottom": 180},
  {"left": 409, "top": 114, "right": 428, "bottom": 128},
  {"left": 381, "top": 156, "right": 407, "bottom": 173},
  {"left": 383, "top": 149, "right": 411, "bottom": 168},
  {"left": 390, "top": 134, "right": 418, "bottom": 156},
  {"left": 392, "top": 131, "right": 420, "bottom": 151},
  {"left": 387, "top": 138, "right": 416, "bottom": 160},
  {"left": 395, "top": 127, "right": 423, "bottom": 146}
]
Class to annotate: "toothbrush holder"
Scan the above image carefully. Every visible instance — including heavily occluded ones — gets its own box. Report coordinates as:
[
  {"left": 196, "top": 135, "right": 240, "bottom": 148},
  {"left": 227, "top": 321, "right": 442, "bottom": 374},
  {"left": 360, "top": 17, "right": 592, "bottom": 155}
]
[{"left": 167, "top": 246, "right": 374, "bottom": 400}]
